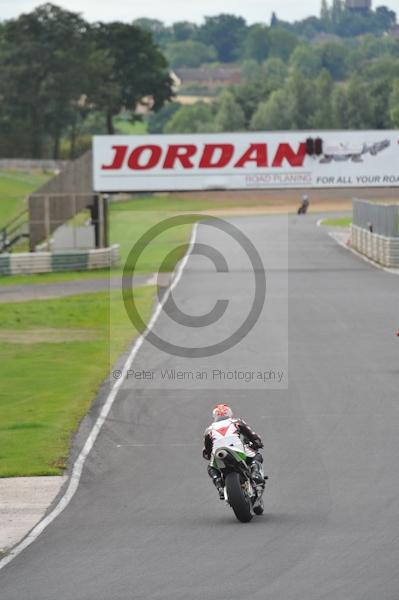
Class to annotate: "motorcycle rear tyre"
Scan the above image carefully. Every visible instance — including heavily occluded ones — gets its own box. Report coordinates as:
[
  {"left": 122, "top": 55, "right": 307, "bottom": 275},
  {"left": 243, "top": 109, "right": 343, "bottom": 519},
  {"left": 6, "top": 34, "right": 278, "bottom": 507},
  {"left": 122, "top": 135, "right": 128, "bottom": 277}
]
[{"left": 225, "top": 472, "right": 253, "bottom": 523}]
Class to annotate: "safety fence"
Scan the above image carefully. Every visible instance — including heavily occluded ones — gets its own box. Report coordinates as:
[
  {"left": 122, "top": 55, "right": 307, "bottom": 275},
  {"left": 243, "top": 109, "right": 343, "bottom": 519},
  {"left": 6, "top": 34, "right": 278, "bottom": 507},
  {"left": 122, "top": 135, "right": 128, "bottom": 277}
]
[
  {"left": 0, "top": 244, "right": 120, "bottom": 276},
  {"left": 351, "top": 197, "right": 399, "bottom": 268},
  {"left": 353, "top": 198, "right": 399, "bottom": 237},
  {"left": 351, "top": 226, "right": 399, "bottom": 268}
]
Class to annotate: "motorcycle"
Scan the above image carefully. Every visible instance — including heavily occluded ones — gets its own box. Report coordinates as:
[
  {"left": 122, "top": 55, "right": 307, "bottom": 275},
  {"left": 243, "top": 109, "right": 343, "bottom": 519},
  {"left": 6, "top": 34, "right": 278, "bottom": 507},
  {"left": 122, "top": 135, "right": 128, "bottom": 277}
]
[
  {"left": 211, "top": 440, "right": 265, "bottom": 523},
  {"left": 297, "top": 195, "right": 310, "bottom": 215}
]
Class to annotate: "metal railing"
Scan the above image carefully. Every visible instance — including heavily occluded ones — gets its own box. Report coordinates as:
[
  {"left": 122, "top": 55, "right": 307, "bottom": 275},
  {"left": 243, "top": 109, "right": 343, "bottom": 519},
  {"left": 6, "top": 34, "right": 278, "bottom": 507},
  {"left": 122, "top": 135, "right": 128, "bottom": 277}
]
[{"left": 0, "top": 208, "right": 29, "bottom": 253}]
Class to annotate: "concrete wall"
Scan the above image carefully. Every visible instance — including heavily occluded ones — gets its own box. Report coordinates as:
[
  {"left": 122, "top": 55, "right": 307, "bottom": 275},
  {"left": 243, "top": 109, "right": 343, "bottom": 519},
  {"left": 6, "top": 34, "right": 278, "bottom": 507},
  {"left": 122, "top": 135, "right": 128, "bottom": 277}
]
[
  {"left": 0, "top": 245, "right": 120, "bottom": 276},
  {"left": 351, "top": 225, "right": 399, "bottom": 267}
]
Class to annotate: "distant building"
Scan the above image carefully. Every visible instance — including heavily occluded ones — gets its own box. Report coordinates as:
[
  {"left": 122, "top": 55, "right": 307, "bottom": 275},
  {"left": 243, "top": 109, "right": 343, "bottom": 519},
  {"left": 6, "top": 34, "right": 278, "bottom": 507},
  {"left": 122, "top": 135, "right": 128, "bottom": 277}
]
[
  {"left": 173, "top": 67, "right": 242, "bottom": 91},
  {"left": 345, "top": 0, "right": 372, "bottom": 11}
]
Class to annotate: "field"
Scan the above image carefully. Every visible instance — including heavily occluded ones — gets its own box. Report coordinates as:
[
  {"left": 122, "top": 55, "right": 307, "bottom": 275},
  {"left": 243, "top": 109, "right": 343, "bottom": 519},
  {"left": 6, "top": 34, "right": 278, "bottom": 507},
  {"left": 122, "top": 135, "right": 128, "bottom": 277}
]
[
  {"left": 0, "top": 193, "right": 217, "bottom": 476},
  {"left": 0, "top": 194, "right": 273, "bottom": 286},
  {"left": 320, "top": 216, "right": 352, "bottom": 227},
  {"left": 0, "top": 287, "right": 154, "bottom": 477},
  {"left": 114, "top": 118, "right": 147, "bottom": 135},
  {"left": 0, "top": 170, "right": 51, "bottom": 227}
]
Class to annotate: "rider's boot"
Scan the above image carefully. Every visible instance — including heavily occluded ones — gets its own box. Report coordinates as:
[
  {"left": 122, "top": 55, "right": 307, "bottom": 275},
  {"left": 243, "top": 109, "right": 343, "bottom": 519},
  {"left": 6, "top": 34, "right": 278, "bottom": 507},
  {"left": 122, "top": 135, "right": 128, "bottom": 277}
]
[
  {"left": 251, "top": 461, "right": 267, "bottom": 489},
  {"left": 208, "top": 466, "right": 225, "bottom": 500}
]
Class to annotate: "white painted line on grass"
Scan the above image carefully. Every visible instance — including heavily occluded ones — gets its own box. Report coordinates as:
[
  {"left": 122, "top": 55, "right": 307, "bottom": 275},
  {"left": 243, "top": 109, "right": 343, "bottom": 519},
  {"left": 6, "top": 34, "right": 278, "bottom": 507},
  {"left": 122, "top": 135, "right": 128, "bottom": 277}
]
[{"left": 0, "top": 223, "right": 199, "bottom": 572}]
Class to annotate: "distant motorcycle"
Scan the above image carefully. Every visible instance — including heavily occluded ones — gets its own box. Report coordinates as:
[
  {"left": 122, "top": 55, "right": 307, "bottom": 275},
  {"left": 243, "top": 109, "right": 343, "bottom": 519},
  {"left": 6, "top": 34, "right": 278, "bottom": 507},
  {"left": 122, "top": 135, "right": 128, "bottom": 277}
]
[
  {"left": 211, "top": 440, "right": 265, "bottom": 523},
  {"left": 298, "top": 195, "right": 309, "bottom": 215}
]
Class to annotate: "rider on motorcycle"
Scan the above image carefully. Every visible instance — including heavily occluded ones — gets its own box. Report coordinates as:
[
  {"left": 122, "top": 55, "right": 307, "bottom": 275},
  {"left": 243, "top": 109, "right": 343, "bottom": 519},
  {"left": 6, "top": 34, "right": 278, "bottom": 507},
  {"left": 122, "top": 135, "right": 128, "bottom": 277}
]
[{"left": 203, "top": 404, "right": 267, "bottom": 500}]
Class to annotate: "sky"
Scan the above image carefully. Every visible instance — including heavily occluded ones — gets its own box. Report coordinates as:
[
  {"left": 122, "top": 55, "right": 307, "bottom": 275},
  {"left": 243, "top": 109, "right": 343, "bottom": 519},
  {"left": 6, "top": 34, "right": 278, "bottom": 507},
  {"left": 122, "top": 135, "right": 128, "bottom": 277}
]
[{"left": 2, "top": 0, "right": 399, "bottom": 25}]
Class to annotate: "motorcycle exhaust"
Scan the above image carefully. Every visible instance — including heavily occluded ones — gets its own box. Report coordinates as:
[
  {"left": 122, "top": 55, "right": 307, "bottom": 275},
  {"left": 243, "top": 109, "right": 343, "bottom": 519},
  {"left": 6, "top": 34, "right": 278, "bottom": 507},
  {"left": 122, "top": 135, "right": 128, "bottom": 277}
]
[{"left": 216, "top": 450, "right": 228, "bottom": 459}]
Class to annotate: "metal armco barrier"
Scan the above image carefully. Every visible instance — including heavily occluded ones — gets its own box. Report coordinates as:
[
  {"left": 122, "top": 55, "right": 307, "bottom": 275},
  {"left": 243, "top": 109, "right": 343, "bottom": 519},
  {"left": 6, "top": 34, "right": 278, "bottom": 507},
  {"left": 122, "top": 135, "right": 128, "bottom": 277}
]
[
  {"left": 0, "top": 244, "right": 120, "bottom": 275},
  {"left": 351, "top": 225, "right": 399, "bottom": 267},
  {"left": 351, "top": 199, "right": 399, "bottom": 267}
]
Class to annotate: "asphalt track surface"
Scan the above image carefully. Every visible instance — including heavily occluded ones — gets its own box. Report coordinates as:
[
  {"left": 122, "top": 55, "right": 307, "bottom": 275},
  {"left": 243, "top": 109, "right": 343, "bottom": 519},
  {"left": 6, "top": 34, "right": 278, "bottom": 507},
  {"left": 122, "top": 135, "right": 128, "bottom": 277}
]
[{"left": 1, "top": 215, "right": 399, "bottom": 600}]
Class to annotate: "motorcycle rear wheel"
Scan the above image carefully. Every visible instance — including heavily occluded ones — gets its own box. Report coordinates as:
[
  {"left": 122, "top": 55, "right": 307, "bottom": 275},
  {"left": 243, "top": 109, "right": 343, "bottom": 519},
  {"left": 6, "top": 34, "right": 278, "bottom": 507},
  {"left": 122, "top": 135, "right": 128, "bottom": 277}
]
[{"left": 225, "top": 472, "right": 253, "bottom": 523}]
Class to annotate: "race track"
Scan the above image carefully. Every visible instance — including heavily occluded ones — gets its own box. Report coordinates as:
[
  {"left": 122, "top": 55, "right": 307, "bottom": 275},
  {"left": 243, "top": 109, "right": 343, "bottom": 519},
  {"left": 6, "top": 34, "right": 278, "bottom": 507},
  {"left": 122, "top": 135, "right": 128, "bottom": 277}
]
[{"left": 1, "top": 214, "right": 399, "bottom": 600}]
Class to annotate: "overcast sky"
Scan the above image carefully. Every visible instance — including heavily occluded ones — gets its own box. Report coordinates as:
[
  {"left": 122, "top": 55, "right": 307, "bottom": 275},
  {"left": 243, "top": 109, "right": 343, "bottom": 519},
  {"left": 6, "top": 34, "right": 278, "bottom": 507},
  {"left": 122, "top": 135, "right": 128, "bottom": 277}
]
[{"left": 2, "top": 0, "right": 399, "bottom": 25}]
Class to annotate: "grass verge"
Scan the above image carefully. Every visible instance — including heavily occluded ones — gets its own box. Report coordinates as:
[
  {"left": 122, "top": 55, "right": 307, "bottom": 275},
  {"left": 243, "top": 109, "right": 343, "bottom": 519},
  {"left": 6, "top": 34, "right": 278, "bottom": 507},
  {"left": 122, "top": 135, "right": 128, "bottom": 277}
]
[
  {"left": 321, "top": 216, "right": 352, "bottom": 228},
  {"left": 0, "top": 194, "right": 220, "bottom": 286},
  {"left": 0, "top": 287, "right": 155, "bottom": 477},
  {"left": 0, "top": 170, "right": 51, "bottom": 227}
]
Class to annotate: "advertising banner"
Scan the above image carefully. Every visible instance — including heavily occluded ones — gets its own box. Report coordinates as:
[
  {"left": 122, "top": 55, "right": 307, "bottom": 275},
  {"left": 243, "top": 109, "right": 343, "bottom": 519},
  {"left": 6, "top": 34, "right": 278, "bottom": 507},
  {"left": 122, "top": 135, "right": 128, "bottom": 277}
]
[{"left": 93, "top": 131, "right": 399, "bottom": 192}]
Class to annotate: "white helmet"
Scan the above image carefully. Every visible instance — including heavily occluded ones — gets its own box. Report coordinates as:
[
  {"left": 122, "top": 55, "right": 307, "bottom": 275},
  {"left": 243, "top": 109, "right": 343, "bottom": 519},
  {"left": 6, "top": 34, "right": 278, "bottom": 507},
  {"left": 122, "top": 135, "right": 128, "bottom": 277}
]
[{"left": 212, "top": 404, "right": 233, "bottom": 421}]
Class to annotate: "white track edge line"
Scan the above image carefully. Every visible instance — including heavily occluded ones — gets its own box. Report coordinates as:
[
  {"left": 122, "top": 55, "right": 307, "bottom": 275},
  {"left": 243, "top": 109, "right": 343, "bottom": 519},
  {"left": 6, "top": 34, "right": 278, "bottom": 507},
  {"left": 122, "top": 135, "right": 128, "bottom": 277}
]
[{"left": 0, "top": 222, "right": 199, "bottom": 572}]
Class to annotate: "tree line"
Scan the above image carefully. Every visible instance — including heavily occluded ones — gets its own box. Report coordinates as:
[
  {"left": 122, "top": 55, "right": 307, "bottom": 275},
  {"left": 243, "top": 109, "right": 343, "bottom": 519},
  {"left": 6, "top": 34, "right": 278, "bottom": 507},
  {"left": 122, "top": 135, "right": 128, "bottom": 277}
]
[
  {"left": 135, "top": 3, "right": 397, "bottom": 67},
  {"left": 0, "top": 3, "right": 173, "bottom": 158},
  {"left": 0, "top": 2, "right": 399, "bottom": 159},
  {"left": 151, "top": 27, "right": 399, "bottom": 134}
]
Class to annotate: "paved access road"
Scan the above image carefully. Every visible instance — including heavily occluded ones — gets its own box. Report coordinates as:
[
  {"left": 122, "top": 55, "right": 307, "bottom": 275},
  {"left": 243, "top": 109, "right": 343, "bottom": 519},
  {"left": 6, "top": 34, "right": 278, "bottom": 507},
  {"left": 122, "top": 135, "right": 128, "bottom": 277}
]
[
  {"left": 0, "top": 274, "right": 160, "bottom": 303},
  {"left": 1, "top": 215, "right": 398, "bottom": 600}
]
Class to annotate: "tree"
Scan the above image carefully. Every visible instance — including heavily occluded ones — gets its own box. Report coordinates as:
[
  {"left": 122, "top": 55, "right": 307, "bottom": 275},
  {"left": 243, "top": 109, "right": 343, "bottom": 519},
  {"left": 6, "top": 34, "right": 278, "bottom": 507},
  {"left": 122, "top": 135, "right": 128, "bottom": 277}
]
[
  {"left": 250, "top": 89, "right": 293, "bottom": 130},
  {"left": 268, "top": 28, "right": 298, "bottom": 62},
  {"left": 262, "top": 58, "right": 288, "bottom": 87},
  {"left": 0, "top": 3, "right": 93, "bottom": 158},
  {"left": 331, "top": 0, "right": 344, "bottom": 29},
  {"left": 332, "top": 78, "right": 372, "bottom": 129},
  {"left": 172, "top": 21, "right": 198, "bottom": 42},
  {"left": 389, "top": 80, "right": 399, "bottom": 127},
  {"left": 243, "top": 25, "right": 269, "bottom": 63},
  {"left": 270, "top": 12, "right": 279, "bottom": 27},
  {"left": 241, "top": 59, "right": 264, "bottom": 82},
  {"left": 132, "top": 18, "right": 171, "bottom": 46},
  {"left": 147, "top": 102, "right": 182, "bottom": 133},
  {"left": 231, "top": 80, "right": 274, "bottom": 126},
  {"left": 320, "top": 0, "right": 331, "bottom": 26},
  {"left": 311, "top": 69, "right": 335, "bottom": 128},
  {"left": 289, "top": 45, "right": 322, "bottom": 78},
  {"left": 345, "top": 77, "right": 372, "bottom": 128},
  {"left": 331, "top": 85, "right": 351, "bottom": 128},
  {"left": 375, "top": 6, "right": 397, "bottom": 30},
  {"left": 92, "top": 22, "right": 173, "bottom": 134},
  {"left": 198, "top": 14, "right": 247, "bottom": 62},
  {"left": 215, "top": 91, "right": 246, "bottom": 131},
  {"left": 164, "top": 102, "right": 216, "bottom": 133},
  {"left": 165, "top": 40, "right": 216, "bottom": 68},
  {"left": 368, "top": 77, "right": 393, "bottom": 129},
  {"left": 319, "top": 42, "right": 348, "bottom": 80},
  {"left": 363, "top": 56, "right": 399, "bottom": 81},
  {"left": 286, "top": 73, "right": 316, "bottom": 129}
]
